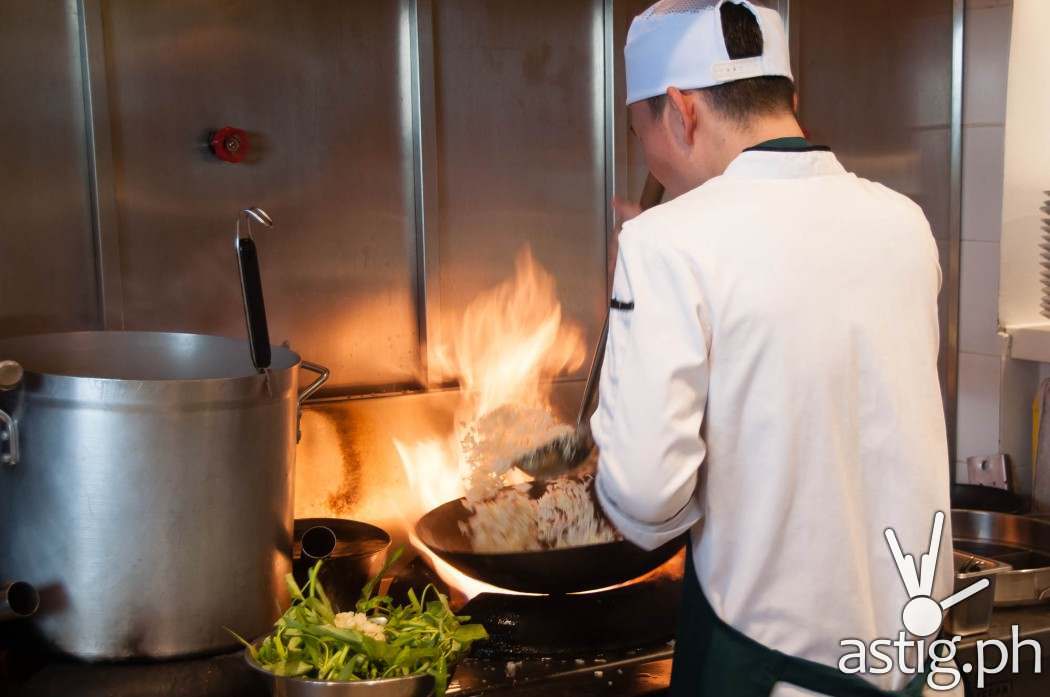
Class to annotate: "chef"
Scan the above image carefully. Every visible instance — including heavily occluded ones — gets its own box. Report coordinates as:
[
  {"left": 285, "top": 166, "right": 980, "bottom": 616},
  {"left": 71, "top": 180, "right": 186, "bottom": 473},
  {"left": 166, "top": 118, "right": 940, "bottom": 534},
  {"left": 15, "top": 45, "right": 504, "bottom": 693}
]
[{"left": 591, "top": 1, "right": 957, "bottom": 696}]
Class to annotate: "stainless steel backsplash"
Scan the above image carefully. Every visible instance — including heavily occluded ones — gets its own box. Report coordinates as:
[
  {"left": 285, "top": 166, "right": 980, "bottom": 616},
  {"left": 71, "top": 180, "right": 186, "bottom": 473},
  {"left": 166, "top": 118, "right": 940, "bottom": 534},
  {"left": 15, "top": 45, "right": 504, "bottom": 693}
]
[{"left": 0, "top": 0, "right": 960, "bottom": 503}]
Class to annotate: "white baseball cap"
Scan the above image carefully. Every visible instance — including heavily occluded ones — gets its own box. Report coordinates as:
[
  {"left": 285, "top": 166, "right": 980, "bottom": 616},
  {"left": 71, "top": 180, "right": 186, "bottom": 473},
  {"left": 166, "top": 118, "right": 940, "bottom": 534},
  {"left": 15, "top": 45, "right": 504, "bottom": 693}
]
[{"left": 625, "top": 0, "right": 793, "bottom": 105}]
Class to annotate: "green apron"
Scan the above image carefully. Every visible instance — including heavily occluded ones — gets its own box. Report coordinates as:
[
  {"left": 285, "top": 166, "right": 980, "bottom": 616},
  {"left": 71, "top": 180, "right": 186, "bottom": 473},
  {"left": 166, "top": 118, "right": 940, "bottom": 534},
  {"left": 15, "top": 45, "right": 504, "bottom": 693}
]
[
  {"left": 669, "top": 545, "right": 927, "bottom": 697},
  {"left": 670, "top": 137, "right": 927, "bottom": 697}
]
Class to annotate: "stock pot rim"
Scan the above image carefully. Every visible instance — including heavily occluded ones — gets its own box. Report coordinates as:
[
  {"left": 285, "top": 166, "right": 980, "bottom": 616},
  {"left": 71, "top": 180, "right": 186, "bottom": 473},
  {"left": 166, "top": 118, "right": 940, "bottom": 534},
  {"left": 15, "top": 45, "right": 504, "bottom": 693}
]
[{"left": 0, "top": 330, "right": 302, "bottom": 385}]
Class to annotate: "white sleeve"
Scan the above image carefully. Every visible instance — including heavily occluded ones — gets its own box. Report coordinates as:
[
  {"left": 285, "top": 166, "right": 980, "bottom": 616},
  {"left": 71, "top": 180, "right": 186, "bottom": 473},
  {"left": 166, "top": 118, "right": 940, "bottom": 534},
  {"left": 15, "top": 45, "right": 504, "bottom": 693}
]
[{"left": 591, "top": 232, "right": 710, "bottom": 551}]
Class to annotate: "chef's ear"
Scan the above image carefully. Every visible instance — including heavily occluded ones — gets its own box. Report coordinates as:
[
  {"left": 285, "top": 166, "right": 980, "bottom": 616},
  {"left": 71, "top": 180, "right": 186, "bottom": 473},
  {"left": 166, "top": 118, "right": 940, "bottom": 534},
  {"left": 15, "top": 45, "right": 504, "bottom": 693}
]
[{"left": 664, "top": 87, "right": 698, "bottom": 147}]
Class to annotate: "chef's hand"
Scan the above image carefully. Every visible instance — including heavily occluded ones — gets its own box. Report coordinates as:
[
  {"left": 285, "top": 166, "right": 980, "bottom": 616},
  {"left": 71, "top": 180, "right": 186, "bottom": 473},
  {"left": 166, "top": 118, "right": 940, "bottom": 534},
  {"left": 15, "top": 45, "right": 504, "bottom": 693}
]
[{"left": 612, "top": 195, "right": 643, "bottom": 231}]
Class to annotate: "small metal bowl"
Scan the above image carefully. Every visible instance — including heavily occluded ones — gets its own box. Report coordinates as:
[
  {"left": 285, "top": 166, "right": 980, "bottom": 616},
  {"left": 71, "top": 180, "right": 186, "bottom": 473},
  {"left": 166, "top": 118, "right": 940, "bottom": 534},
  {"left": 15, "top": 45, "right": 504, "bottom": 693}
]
[{"left": 245, "top": 642, "right": 436, "bottom": 697}]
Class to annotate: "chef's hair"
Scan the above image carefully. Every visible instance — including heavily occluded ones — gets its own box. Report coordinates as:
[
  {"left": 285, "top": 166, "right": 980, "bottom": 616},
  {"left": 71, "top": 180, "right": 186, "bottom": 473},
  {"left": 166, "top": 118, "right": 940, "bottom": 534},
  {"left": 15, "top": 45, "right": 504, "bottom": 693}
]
[{"left": 647, "top": 2, "right": 796, "bottom": 122}]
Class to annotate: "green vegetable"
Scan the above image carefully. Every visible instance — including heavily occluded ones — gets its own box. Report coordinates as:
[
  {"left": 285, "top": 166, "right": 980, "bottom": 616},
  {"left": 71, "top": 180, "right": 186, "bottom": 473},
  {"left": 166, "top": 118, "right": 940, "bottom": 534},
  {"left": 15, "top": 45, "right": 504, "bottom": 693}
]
[{"left": 231, "top": 547, "right": 487, "bottom": 696}]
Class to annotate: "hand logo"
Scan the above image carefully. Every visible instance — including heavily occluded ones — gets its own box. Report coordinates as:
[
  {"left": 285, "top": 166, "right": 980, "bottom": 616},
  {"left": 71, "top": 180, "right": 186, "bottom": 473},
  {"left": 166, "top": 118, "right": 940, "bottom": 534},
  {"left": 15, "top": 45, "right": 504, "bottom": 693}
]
[{"left": 885, "top": 511, "right": 990, "bottom": 637}]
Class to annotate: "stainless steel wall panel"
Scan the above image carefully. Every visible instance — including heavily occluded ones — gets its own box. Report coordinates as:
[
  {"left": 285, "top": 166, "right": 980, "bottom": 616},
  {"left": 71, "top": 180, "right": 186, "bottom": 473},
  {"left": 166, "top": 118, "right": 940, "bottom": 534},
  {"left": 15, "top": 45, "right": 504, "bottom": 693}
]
[
  {"left": 0, "top": 1, "right": 99, "bottom": 337},
  {"left": 430, "top": 0, "right": 608, "bottom": 375},
  {"left": 946, "top": 0, "right": 964, "bottom": 464},
  {"left": 620, "top": 0, "right": 654, "bottom": 209},
  {"left": 402, "top": 0, "right": 443, "bottom": 387},
  {"left": 604, "top": 0, "right": 623, "bottom": 284},
  {"left": 101, "top": 0, "right": 420, "bottom": 393},
  {"left": 78, "top": 0, "right": 125, "bottom": 330},
  {"left": 793, "top": 0, "right": 953, "bottom": 239}
]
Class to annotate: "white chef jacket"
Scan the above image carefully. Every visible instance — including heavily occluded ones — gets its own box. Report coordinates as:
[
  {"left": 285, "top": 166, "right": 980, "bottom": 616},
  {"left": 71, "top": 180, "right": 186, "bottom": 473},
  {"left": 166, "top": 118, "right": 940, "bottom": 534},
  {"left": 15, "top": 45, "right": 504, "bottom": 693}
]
[{"left": 592, "top": 149, "right": 956, "bottom": 697}]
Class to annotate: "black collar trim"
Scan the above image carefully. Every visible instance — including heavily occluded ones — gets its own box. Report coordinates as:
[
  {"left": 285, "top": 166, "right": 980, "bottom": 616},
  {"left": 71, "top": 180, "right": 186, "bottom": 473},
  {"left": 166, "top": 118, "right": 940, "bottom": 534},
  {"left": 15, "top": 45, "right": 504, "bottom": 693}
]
[{"left": 744, "top": 144, "right": 833, "bottom": 153}]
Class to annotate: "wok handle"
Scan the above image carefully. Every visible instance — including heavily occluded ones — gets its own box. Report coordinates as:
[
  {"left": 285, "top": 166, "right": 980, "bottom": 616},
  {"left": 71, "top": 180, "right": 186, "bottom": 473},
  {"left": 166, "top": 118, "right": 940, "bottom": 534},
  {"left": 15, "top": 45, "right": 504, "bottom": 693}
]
[{"left": 236, "top": 237, "right": 272, "bottom": 372}]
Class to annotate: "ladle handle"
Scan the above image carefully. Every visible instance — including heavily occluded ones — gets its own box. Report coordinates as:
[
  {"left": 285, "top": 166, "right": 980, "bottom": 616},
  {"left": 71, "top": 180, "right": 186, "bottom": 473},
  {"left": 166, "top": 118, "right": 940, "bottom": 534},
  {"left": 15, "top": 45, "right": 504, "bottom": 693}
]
[{"left": 236, "top": 237, "right": 272, "bottom": 372}]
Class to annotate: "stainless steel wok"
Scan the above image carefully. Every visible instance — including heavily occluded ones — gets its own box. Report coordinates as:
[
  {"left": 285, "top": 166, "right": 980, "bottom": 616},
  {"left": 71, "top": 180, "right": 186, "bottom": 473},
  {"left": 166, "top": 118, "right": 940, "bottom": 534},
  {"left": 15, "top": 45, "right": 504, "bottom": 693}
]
[{"left": 415, "top": 481, "right": 685, "bottom": 594}]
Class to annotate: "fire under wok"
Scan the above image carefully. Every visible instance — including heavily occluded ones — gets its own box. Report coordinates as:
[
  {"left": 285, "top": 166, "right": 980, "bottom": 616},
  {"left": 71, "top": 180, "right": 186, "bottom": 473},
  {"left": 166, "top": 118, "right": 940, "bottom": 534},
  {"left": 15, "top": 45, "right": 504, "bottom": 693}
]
[{"left": 415, "top": 481, "right": 686, "bottom": 594}]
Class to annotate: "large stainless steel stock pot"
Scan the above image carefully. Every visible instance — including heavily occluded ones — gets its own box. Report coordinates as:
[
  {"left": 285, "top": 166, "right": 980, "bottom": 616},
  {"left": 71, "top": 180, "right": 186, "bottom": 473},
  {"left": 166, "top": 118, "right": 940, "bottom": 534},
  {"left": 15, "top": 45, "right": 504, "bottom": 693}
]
[{"left": 0, "top": 331, "right": 328, "bottom": 659}]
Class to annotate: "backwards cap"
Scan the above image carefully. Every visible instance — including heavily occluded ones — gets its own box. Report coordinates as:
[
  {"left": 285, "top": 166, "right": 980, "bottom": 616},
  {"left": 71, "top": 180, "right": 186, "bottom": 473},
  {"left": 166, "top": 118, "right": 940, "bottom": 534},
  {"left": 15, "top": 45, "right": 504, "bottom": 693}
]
[{"left": 625, "top": 0, "right": 793, "bottom": 105}]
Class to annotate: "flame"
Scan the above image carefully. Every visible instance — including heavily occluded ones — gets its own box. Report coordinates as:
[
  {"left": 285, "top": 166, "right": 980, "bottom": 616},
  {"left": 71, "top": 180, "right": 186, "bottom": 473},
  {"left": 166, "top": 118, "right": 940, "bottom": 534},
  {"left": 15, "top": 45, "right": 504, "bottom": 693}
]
[
  {"left": 433, "top": 249, "right": 586, "bottom": 420},
  {"left": 392, "top": 437, "right": 461, "bottom": 515},
  {"left": 393, "top": 248, "right": 586, "bottom": 598}
]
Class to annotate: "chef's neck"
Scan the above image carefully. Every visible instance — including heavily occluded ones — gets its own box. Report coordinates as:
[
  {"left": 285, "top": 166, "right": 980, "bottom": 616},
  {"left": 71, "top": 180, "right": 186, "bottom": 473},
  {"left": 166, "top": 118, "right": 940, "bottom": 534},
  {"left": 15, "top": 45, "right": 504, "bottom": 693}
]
[
  {"left": 682, "top": 110, "right": 806, "bottom": 196},
  {"left": 632, "top": 89, "right": 807, "bottom": 200},
  {"left": 736, "top": 111, "right": 808, "bottom": 151}
]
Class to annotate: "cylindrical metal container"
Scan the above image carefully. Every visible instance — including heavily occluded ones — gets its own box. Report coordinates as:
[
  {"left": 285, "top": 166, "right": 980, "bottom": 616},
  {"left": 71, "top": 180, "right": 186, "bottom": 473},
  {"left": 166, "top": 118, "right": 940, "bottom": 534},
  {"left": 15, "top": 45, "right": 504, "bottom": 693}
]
[
  {"left": 0, "top": 331, "right": 328, "bottom": 660},
  {"left": 292, "top": 518, "right": 391, "bottom": 613}
]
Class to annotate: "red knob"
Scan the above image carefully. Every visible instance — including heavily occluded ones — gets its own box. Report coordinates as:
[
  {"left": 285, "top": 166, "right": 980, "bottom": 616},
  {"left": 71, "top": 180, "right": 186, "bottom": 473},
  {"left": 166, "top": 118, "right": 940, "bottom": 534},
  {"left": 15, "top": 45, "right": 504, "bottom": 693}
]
[{"left": 210, "top": 126, "right": 250, "bottom": 163}]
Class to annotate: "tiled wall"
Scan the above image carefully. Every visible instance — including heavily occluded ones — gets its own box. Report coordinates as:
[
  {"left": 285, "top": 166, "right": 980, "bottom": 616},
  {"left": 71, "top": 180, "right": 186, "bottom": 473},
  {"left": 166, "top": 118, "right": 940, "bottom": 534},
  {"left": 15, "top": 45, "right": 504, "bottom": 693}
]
[{"left": 955, "top": 0, "right": 1013, "bottom": 477}]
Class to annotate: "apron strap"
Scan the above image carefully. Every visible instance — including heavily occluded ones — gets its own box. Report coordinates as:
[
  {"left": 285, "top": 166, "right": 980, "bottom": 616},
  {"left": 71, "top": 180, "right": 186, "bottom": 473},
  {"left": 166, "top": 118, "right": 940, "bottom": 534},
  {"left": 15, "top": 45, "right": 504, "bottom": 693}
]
[{"left": 773, "top": 646, "right": 926, "bottom": 697}]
